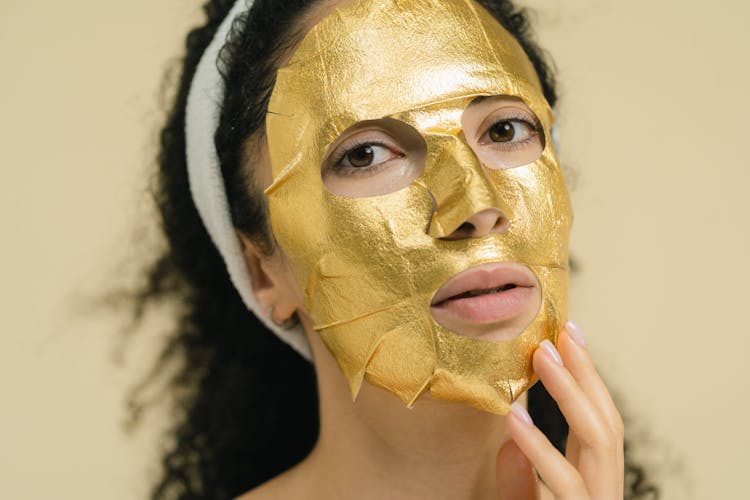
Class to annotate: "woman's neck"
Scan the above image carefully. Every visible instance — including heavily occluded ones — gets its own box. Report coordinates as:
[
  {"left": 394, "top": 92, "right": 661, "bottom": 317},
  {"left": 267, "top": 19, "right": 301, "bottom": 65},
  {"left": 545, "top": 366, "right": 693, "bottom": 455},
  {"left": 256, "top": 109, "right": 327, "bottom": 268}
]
[{"left": 296, "top": 330, "right": 513, "bottom": 500}]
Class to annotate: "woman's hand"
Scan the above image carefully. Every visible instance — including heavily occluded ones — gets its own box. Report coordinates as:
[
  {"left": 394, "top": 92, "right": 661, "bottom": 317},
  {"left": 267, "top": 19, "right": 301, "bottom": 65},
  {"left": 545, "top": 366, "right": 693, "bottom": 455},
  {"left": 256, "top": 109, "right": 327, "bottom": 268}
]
[{"left": 496, "top": 321, "right": 625, "bottom": 499}]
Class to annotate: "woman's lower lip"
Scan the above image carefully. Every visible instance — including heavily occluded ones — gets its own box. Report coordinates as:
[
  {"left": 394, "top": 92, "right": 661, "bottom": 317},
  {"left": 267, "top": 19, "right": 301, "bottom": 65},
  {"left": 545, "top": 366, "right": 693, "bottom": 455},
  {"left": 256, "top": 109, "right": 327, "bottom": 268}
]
[{"left": 430, "top": 286, "right": 534, "bottom": 324}]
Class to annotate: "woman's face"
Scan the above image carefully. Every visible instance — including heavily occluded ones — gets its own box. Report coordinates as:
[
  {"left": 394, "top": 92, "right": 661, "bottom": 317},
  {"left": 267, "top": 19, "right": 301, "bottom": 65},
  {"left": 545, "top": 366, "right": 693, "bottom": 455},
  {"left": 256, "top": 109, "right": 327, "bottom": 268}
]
[{"left": 262, "top": 0, "right": 572, "bottom": 414}]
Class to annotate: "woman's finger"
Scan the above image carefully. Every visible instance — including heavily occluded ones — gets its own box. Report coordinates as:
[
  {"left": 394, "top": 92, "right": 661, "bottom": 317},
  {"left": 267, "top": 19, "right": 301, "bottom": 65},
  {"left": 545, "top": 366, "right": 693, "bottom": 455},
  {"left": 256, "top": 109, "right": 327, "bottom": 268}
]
[
  {"left": 507, "top": 404, "right": 588, "bottom": 500},
  {"left": 565, "top": 432, "right": 580, "bottom": 469},
  {"left": 557, "top": 322, "right": 624, "bottom": 434},
  {"left": 496, "top": 439, "right": 540, "bottom": 500},
  {"left": 533, "top": 341, "right": 610, "bottom": 450},
  {"left": 556, "top": 322, "right": 625, "bottom": 499},
  {"left": 533, "top": 340, "right": 621, "bottom": 499}
]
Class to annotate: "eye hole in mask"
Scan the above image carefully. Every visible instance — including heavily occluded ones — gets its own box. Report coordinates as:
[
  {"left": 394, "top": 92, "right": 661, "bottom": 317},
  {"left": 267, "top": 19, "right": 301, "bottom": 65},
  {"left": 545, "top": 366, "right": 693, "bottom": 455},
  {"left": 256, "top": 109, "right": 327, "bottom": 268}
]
[
  {"left": 461, "top": 95, "right": 545, "bottom": 170},
  {"left": 321, "top": 118, "right": 427, "bottom": 198}
]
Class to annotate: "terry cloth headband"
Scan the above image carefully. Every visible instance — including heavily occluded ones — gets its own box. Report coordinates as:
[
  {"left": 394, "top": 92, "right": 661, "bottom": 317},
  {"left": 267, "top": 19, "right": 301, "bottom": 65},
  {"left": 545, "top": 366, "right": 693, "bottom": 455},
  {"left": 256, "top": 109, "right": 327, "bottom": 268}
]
[
  {"left": 183, "top": 0, "right": 561, "bottom": 365},
  {"left": 185, "top": 0, "right": 312, "bottom": 360}
]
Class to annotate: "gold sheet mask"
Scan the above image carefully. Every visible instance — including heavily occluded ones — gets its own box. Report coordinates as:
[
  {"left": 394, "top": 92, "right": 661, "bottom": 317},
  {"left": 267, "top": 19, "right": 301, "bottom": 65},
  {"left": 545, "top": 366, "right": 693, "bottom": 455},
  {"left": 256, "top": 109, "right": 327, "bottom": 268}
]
[{"left": 264, "top": 0, "right": 572, "bottom": 414}]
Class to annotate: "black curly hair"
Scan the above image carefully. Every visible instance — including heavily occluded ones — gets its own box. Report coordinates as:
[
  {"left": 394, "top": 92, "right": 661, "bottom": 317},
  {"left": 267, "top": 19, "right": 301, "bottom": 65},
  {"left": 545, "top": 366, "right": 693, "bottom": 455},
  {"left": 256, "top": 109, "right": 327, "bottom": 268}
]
[{"left": 130, "top": 0, "right": 660, "bottom": 498}]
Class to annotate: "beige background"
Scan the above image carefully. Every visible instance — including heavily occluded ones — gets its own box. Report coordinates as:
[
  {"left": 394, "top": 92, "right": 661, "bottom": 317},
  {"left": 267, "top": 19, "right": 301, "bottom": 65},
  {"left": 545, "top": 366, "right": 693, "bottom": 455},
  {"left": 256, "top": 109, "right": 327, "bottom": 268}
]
[{"left": 1, "top": 0, "right": 748, "bottom": 498}]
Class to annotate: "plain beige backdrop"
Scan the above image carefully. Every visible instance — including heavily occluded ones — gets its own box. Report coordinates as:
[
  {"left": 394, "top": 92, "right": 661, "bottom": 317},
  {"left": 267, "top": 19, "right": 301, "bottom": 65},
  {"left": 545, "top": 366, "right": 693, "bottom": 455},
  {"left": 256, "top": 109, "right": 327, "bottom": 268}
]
[{"left": 1, "top": 0, "right": 748, "bottom": 498}]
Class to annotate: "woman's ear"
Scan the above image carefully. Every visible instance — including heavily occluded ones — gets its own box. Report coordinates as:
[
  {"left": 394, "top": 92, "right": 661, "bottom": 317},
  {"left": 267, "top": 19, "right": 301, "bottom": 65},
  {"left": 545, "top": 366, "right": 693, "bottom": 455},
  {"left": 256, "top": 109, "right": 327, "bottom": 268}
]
[{"left": 236, "top": 230, "right": 299, "bottom": 325}]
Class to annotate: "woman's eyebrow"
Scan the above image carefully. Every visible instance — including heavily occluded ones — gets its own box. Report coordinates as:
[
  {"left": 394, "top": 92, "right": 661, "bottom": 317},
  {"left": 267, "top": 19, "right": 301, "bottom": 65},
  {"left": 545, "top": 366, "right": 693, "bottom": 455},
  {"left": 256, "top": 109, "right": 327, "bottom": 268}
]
[
  {"left": 467, "top": 95, "right": 490, "bottom": 108},
  {"left": 467, "top": 95, "right": 521, "bottom": 108}
]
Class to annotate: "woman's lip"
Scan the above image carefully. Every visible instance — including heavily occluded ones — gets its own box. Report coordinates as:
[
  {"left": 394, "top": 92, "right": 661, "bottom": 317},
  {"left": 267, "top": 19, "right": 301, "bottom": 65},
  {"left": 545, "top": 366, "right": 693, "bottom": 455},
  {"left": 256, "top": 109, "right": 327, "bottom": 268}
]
[
  {"left": 429, "top": 263, "right": 539, "bottom": 327},
  {"left": 430, "top": 286, "right": 534, "bottom": 325},
  {"left": 430, "top": 263, "right": 537, "bottom": 306}
]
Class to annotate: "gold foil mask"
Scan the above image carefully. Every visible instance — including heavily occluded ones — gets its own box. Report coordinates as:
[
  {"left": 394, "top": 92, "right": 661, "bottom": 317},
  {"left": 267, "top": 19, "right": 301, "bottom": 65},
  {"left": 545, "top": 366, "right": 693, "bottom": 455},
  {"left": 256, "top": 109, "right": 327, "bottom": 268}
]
[{"left": 264, "top": 0, "right": 572, "bottom": 414}]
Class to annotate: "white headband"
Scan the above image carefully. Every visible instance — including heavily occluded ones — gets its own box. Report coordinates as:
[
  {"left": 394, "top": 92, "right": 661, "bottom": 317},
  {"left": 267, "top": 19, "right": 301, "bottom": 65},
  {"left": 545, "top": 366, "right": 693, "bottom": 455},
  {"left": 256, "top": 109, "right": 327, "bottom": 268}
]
[
  {"left": 185, "top": 0, "right": 312, "bottom": 361},
  {"left": 183, "top": 0, "right": 561, "bottom": 365}
]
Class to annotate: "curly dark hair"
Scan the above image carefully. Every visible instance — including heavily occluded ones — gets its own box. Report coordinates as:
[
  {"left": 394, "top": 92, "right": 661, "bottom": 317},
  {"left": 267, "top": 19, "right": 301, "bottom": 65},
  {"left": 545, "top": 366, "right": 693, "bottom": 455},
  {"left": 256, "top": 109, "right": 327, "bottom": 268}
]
[{"left": 130, "top": 0, "right": 660, "bottom": 498}]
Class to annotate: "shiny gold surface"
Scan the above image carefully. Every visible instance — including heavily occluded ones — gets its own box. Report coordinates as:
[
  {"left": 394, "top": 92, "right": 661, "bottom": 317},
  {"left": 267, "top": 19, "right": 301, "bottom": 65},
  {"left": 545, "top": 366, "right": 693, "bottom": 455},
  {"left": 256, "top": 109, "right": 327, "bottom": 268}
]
[{"left": 265, "top": 0, "right": 572, "bottom": 414}]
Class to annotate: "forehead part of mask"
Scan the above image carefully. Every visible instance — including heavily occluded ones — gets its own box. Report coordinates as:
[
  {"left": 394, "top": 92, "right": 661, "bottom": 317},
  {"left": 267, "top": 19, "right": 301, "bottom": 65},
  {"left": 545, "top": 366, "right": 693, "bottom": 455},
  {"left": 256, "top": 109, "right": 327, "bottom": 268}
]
[
  {"left": 264, "top": 0, "right": 572, "bottom": 414},
  {"left": 265, "top": 0, "right": 552, "bottom": 187}
]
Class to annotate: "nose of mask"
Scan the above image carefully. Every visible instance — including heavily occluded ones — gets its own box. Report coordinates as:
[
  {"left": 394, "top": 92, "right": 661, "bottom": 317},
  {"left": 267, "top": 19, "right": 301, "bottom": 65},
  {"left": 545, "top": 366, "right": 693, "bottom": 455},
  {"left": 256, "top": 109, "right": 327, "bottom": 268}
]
[{"left": 419, "top": 134, "right": 514, "bottom": 238}]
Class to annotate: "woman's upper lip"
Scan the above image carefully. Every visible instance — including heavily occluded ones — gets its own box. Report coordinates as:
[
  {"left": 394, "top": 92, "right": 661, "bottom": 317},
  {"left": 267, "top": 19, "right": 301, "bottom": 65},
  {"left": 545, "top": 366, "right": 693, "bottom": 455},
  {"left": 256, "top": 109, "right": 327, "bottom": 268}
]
[{"left": 430, "top": 263, "right": 536, "bottom": 306}]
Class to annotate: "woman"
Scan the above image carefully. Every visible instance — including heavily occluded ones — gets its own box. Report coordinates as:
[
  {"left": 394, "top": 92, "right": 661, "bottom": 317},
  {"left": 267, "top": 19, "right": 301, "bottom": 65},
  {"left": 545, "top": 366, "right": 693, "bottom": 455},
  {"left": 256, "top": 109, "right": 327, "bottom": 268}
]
[{"left": 133, "top": 0, "right": 659, "bottom": 498}]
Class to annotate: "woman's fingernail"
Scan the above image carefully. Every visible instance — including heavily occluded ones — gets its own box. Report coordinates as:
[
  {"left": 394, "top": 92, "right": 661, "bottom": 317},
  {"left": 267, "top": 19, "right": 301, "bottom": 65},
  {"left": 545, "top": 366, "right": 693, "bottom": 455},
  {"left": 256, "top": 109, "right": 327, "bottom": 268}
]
[
  {"left": 540, "top": 339, "right": 563, "bottom": 366},
  {"left": 565, "top": 320, "right": 585, "bottom": 347},
  {"left": 510, "top": 402, "right": 534, "bottom": 426}
]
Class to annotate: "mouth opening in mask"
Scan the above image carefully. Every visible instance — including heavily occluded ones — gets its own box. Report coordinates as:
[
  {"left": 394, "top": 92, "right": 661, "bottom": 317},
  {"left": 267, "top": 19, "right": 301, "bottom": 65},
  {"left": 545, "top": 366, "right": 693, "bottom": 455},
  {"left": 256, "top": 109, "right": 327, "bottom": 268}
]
[{"left": 429, "top": 262, "right": 541, "bottom": 341}]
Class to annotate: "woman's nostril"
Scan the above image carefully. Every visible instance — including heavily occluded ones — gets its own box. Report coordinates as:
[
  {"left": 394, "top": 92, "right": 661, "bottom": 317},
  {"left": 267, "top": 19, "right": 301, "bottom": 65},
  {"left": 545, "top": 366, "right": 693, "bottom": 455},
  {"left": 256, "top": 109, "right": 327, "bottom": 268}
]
[
  {"left": 468, "top": 209, "right": 509, "bottom": 236},
  {"left": 493, "top": 216, "right": 510, "bottom": 233},
  {"left": 440, "top": 210, "right": 509, "bottom": 240},
  {"left": 458, "top": 222, "right": 475, "bottom": 233}
]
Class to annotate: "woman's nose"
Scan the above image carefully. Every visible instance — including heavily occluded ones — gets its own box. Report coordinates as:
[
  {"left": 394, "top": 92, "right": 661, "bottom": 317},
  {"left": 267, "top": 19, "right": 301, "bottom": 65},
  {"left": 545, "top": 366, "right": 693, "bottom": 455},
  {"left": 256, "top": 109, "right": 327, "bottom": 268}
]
[{"left": 440, "top": 208, "right": 509, "bottom": 240}]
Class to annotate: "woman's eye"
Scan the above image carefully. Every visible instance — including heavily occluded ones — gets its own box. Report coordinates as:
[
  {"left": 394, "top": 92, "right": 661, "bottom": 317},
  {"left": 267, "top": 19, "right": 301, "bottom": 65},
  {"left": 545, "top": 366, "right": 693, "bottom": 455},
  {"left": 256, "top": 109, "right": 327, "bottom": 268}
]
[
  {"left": 471, "top": 113, "right": 544, "bottom": 169},
  {"left": 322, "top": 119, "right": 426, "bottom": 196},
  {"left": 485, "top": 119, "right": 537, "bottom": 145},
  {"left": 340, "top": 143, "right": 400, "bottom": 169}
]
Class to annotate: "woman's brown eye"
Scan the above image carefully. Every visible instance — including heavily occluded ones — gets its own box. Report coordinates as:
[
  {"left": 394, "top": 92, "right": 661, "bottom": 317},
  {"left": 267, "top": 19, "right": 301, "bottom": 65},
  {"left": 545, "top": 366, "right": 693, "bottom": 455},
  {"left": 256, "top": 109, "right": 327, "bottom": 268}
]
[
  {"left": 489, "top": 121, "right": 515, "bottom": 142},
  {"left": 347, "top": 145, "right": 375, "bottom": 167},
  {"left": 335, "top": 142, "right": 403, "bottom": 172}
]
